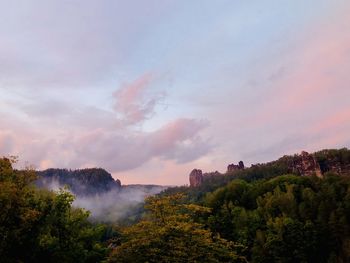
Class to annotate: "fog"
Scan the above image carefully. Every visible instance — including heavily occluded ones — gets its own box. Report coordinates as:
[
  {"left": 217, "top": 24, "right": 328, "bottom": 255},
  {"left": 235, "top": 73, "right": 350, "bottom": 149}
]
[{"left": 41, "top": 179, "right": 167, "bottom": 222}]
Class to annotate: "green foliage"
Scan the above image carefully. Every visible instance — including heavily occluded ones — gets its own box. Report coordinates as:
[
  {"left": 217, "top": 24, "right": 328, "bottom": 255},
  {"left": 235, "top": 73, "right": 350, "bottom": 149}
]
[
  {"left": 3, "top": 148, "right": 350, "bottom": 262},
  {"left": 108, "top": 194, "right": 246, "bottom": 263},
  {"left": 205, "top": 174, "right": 350, "bottom": 262},
  {"left": 0, "top": 158, "right": 109, "bottom": 263}
]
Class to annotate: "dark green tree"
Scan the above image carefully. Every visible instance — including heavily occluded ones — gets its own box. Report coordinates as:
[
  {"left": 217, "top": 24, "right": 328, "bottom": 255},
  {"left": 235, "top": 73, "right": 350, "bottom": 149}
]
[{"left": 0, "top": 158, "right": 109, "bottom": 263}]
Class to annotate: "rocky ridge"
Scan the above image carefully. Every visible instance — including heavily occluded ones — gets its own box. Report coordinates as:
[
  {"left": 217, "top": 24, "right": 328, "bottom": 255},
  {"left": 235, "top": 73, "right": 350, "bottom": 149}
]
[
  {"left": 189, "top": 149, "right": 350, "bottom": 187},
  {"left": 288, "top": 151, "right": 322, "bottom": 177}
]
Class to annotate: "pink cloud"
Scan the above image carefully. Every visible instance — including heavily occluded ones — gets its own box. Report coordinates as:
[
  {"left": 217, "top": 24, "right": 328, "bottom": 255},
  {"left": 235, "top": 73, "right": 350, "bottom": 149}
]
[
  {"left": 223, "top": 7, "right": 350, "bottom": 163},
  {"left": 113, "top": 73, "right": 165, "bottom": 125},
  {"left": 70, "top": 118, "right": 211, "bottom": 172},
  {"left": 0, "top": 115, "right": 211, "bottom": 174},
  {"left": 309, "top": 108, "right": 350, "bottom": 134},
  {"left": 246, "top": 6, "right": 350, "bottom": 128},
  {"left": 0, "top": 73, "right": 211, "bottom": 176}
]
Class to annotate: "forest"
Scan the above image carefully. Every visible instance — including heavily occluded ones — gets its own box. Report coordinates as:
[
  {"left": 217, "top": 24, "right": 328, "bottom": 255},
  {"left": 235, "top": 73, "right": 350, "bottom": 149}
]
[{"left": 1, "top": 148, "right": 350, "bottom": 262}]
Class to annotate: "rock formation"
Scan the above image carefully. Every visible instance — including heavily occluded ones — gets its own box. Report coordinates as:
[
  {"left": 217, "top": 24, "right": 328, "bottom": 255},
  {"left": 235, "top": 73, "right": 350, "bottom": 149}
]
[
  {"left": 290, "top": 151, "right": 322, "bottom": 177},
  {"left": 227, "top": 161, "right": 245, "bottom": 173},
  {"left": 36, "top": 168, "right": 122, "bottom": 196},
  {"left": 188, "top": 149, "right": 350, "bottom": 188},
  {"left": 315, "top": 149, "right": 350, "bottom": 174},
  {"left": 189, "top": 169, "right": 203, "bottom": 187},
  {"left": 189, "top": 161, "right": 245, "bottom": 187}
]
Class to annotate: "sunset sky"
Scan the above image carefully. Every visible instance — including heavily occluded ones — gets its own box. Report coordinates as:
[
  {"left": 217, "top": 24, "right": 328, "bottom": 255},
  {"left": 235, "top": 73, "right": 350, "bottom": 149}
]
[{"left": 1, "top": 0, "right": 350, "bottom": 185}]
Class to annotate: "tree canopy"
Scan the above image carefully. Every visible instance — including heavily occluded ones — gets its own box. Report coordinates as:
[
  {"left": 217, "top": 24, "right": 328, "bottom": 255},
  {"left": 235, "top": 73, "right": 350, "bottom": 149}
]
[
  {"left": 0, "top": 158, "right": 109, "bottom": 263},
  {"left": 108, "top": 194, "right": 246, "bottom": 263}
]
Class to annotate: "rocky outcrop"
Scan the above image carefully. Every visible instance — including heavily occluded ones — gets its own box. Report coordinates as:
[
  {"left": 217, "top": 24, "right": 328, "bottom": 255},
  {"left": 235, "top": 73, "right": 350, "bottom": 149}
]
[
  {"left": 288, "top": 151, "right": 322, "bottom": 177},
  {"left": 315, "top": 149, "right": 350, "bottom": 175},
  {"left": 189, "top": 169, "right": 203, "bottom": 187},
  {"left": 36, "top": 168, "right": 122, "bottom": 196},
  {"left": 188, "top": 149, "right": 350, "bottom": 188},
  {"left": 189, "top": 161, "right": 245, "bottom": 187},
  {"left": 227, "top": 161, "right": 245, "bottom": 173}
]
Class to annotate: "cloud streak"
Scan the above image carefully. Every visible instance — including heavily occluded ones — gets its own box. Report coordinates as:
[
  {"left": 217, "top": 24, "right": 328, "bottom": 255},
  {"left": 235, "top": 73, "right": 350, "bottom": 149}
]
[
  {"left": 71, "top": 118, "right": 211, "bottom": 172},
  {"left": 113, "top": 73, "right": 165, "bottom": 125}
]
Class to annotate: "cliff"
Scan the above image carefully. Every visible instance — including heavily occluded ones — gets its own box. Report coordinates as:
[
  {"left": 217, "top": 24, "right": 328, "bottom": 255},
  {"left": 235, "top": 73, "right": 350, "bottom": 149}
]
[
  {"left": 285, "top": 151, "right": 322, "bottom": 177},
  {"left": 36, "top": 168, "right": 121, "bottom": 196},
  {"left": 227, "top": 161, "right": 245, "bottom": 172}
]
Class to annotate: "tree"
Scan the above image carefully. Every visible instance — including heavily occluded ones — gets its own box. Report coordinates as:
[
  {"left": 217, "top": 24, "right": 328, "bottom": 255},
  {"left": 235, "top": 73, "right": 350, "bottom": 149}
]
[
  {"left": 108, "top": 194, "right": 246, "bottom": 263},
  {"left": 0, "top": 158, "right": 109, "bottom": 263}
]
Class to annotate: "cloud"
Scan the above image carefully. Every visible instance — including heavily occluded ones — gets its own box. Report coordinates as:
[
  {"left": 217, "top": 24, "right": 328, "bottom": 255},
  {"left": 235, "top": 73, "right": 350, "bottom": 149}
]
[
  {"left": 150, "top": 119, "right": 212, "bottom": 163},
  {"left": 113, "top": 73, "right": 165, "bottom": 125},
  {"left": 22, "top": 101, "right": 117, "bottom": 131},
  {"left": 192, "top": 3, "right": 350, "bottom": 169},
  {"left": 0, "top": 74, "right": 212, "bottom": 175},
  {"left": 241, "top": 108, "right": 350, "bottom": 164},
  {"left": 253, "top": 5, "right": 350, "bottom": 123},
  {"left": 0, "top": 113, "right": 211, "bottom": 174},
  {"left": 20, "top": 99, "right": 75, "bottom": 121},
  {"left": 70, "top": 118, "right": 211, "bottom": 172}
]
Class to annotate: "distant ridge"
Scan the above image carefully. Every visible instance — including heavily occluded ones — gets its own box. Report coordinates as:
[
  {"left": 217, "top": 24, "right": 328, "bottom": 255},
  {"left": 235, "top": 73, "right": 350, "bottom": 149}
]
[
  {"left": 36, "top": 168, "right": 121, "bottom": 196},
  {"left": 189, "top": 148, "right": 350, "bottom": 187}
]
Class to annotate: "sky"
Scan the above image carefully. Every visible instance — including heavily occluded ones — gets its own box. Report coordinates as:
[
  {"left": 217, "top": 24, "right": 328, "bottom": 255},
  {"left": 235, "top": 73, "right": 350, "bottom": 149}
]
[{"left": 1, "top": 0, "right": 350, "bottom": 185}]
